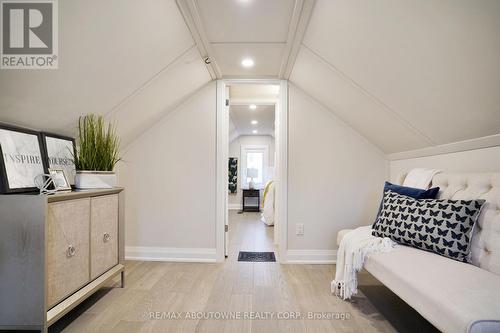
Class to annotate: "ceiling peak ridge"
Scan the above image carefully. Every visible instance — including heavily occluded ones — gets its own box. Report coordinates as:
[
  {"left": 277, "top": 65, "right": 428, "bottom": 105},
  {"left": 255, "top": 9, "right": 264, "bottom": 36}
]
[
  {"left": 300, "top": 43, "right": 436, "bottom": 146},
  {"left": 176, "top": 0, "right": 222, "bottom": 79},
  {"left": 279, "top": 0, "right": 316, "bottom": 79}
]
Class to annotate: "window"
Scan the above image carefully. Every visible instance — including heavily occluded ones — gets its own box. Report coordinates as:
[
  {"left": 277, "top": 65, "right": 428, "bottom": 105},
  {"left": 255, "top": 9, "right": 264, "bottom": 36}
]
[
  {"left": 241, "top": 145, "right": 269, "bottom": 189},
  {"left": 246, "top": 151, "right": 264, "bottom": 184}
]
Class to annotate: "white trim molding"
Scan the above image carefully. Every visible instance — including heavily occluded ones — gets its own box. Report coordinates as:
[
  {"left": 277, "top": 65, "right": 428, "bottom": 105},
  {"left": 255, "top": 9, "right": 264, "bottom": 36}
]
[
  {"left": 388, "top": 134, "right": 500, "bottom": 161},
  {"left": 125, "top": 247, "right": 217, "bottom": 262},
  {"left": 276, "top": 80, "right": 289, "bottom": 259},
  {"left": 286, "top": 250, "right": 337, "bottom": 264},
  {"left": 216, "top": 80, "right": 229, "bottom": 262}
]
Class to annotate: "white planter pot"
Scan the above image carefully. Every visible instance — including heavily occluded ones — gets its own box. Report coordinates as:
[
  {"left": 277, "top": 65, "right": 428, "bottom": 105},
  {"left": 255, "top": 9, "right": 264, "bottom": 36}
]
[{"left": 75, "top": 171, "right": 116, "bottom": 189}]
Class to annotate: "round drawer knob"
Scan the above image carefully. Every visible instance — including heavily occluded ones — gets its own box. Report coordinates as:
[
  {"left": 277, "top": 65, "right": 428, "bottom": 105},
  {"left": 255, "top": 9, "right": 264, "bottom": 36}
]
[
  {"left": 103, "top": 232, "right": 111, "bottom": 242},
  {"left": 67, "top": 245, "right": 76, "bottom": 257}
]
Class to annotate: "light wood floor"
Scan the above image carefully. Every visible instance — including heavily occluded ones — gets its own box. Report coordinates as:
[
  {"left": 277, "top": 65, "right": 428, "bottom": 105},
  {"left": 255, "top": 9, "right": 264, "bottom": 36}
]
[{"left": 50, "top": 211, "right": 437, "bottom": 333}]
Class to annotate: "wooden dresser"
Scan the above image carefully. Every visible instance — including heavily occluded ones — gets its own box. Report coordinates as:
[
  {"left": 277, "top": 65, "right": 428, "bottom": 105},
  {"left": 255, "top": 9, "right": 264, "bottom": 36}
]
[{"left": 0, "top": 188, "right": 125, "bottom": 332}]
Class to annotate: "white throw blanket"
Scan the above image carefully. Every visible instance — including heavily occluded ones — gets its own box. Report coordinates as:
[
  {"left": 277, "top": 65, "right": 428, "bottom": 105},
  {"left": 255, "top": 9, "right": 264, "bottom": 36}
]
[
  {"left": 403, "top": 168, "right": 441, "bottom": 189},
  {"left": 332, "top": 226, "right": 397, "bottom": 300}
]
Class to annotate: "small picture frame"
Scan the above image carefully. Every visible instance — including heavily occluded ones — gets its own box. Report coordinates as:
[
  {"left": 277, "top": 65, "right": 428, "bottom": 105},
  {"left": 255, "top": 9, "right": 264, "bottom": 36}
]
[
  {"left": 49, "top": 168, "right": 71, "bottom": 191},
  {"left": 0, "top": 123, "right": 48, "bottom": 193}
]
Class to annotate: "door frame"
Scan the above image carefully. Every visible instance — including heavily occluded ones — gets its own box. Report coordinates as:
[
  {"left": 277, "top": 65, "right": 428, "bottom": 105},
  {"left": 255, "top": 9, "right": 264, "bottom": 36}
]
[{"left": 216, "top": 79, "right": 288, "bottom": 262}]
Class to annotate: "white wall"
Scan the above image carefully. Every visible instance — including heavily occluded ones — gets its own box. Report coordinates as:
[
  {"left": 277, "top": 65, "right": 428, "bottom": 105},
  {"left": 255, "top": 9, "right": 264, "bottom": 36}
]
[
  {"left": 390, "top": 146, "right": 500, "bottom": 182},
  {"left": 228, "top": 135, "right": 275, "bottom": 209},
  {"left": 118, "top": 80, "right": 498, "bottom": 263},
  {"left": 287, "top": 85, "right": 388, "bottom": 255},
  {"left": 118, "top": 82, "right": 217, "bottom": 261}
]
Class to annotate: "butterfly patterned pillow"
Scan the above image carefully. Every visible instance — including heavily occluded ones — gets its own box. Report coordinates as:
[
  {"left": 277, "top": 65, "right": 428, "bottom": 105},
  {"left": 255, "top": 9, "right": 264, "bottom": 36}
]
[{"left": 372, "top": 190, "right": 485, "bottom": 263}]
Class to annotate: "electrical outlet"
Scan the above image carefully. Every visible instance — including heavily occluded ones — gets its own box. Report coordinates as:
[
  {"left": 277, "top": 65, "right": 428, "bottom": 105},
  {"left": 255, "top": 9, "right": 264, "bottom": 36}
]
[{"left": 296, "top": 223, "right": 304, "bottom": 236}]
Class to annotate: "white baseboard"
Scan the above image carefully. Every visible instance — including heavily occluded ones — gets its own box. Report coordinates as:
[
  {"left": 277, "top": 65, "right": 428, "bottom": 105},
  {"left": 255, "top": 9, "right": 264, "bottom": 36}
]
[
  {"left": 125, "top": 246, "right": 217, "bottom": 263},
  {"left": 285, "top": 249, "right": 337, "bottom": 264},
  {"left": 125, "top": 247, "right": 336, "bottom": 264},
  {"left": 228, "top": 203, "right": 241, "bottom": 210}
]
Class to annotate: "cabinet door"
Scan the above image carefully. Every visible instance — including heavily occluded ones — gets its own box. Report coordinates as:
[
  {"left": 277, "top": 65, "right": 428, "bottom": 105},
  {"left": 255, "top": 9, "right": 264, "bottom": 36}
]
[
  {"left": 90, "top": 194, "right": 119, "bottom": 279},
  {"left": 47, "top": 198, "right": 90, "bottom": 308}
]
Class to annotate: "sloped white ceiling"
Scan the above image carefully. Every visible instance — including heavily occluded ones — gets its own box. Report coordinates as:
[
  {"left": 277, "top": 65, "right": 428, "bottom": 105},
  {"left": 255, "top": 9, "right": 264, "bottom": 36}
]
[
  {"left": 290, "top": 47, "right": 430, "bottom": 153},
  {"left": 110, "top": 47, "right": 211, "bottom": 147},
  {"left": 0, "top": 0, "right": 211, "bottom": 143},
  {"left": 230, "top": 104, "right": 275, "bottom": 136},
  {"left": 229, "top": 83, "right": 280, "bottom": 138},
  {"left": 228, "top": 84, "right": 278, "bottom": 137},
  {"left": 291, "top": 0, "right": 500, "bottom": 154},
  {"left": 1, "top": 0, "right": 499, "bottom": 156}
]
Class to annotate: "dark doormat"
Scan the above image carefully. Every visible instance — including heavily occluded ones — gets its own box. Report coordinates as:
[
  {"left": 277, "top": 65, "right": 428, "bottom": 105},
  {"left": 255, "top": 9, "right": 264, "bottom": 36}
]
[{"left": 238, "top": 251, "right": 276, "bottom": 262}]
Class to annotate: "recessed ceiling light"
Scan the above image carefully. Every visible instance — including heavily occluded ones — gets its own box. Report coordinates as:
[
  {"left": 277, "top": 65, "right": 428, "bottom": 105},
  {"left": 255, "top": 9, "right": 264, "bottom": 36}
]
[
  {"left": 241, "top": 58, "right": 254, "bottom": 68},
  {"left": 252, "top": 130, "right": 258, "bottom": 134},
  {"left": 249, "top": 104, "right": 257, "bottom": 110},
  {"left": 251, "top": 120, "right": 258, "bottom": 125}
]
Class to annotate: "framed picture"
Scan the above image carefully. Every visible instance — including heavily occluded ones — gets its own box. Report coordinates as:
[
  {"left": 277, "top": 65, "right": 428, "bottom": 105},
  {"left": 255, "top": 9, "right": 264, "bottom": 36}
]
[
  {"left": 0, "top": 124, "right": 48, "bottom": 193},
  {"left": 228, "top": 157, "right": 238, "bottom": 194},
  {"left": 42, "top": 133, "right": 76, "bottom": 185},
  {"left": 49, "top": 168, "right": 72, "bottom": 191}
]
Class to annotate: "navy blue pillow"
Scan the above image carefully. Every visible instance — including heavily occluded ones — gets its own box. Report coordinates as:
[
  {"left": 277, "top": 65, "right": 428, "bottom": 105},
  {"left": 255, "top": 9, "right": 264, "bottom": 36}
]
[{"left": 373, "top": 182, "right": 440, "bottom": 226}]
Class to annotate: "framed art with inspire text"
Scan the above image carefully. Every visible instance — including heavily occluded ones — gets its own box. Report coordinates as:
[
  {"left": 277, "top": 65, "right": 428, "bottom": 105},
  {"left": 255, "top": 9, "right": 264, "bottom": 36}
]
[{"left": 0, "top": 124, "right": 47, "bottom": 193}]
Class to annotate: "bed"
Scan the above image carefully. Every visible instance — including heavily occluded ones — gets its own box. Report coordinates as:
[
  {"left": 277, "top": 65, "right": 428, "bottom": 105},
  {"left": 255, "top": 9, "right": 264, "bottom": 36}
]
[{"left": 261, "top": 180, "right": 275, "bottom": 225}]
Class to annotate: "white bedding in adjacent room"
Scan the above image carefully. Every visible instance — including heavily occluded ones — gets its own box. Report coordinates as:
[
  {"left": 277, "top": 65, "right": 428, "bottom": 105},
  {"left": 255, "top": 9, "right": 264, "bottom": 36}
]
[{"left": 261, "top": 180, "right": 275, "bottom": 226}]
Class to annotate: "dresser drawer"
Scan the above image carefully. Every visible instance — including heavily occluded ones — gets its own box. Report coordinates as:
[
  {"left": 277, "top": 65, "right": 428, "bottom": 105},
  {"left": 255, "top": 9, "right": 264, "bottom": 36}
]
[
  {"left": 47, "top": 198, "right": 91, "bottom": 308},
  {"left": 90, "top": 194, "right": 119, "bottom": 279}
]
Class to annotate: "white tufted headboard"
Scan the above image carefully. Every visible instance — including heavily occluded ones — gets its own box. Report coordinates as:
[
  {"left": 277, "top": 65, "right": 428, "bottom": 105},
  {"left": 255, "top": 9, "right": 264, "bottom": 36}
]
[
  {"left": 395, "top": 172, "right": 500, "bottom": 275},
  {"left": 430, "top": 173, "right": 500, "bottom": 276}
]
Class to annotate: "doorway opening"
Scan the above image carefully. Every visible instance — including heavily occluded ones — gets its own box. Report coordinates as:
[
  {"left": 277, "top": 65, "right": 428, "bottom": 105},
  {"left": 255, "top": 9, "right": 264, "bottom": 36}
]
[
  {"left": 216, "top": 80, "right": 288, "bottom": 263},
  {"left": 228, "top": 83, "right": 277, "bottom": 260}
]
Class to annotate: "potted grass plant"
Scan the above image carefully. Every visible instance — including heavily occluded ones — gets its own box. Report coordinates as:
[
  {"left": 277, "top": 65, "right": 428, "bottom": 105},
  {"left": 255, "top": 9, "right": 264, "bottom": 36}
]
[{"left": 74, "top": 114, "right": 120, "bottom": 189}]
